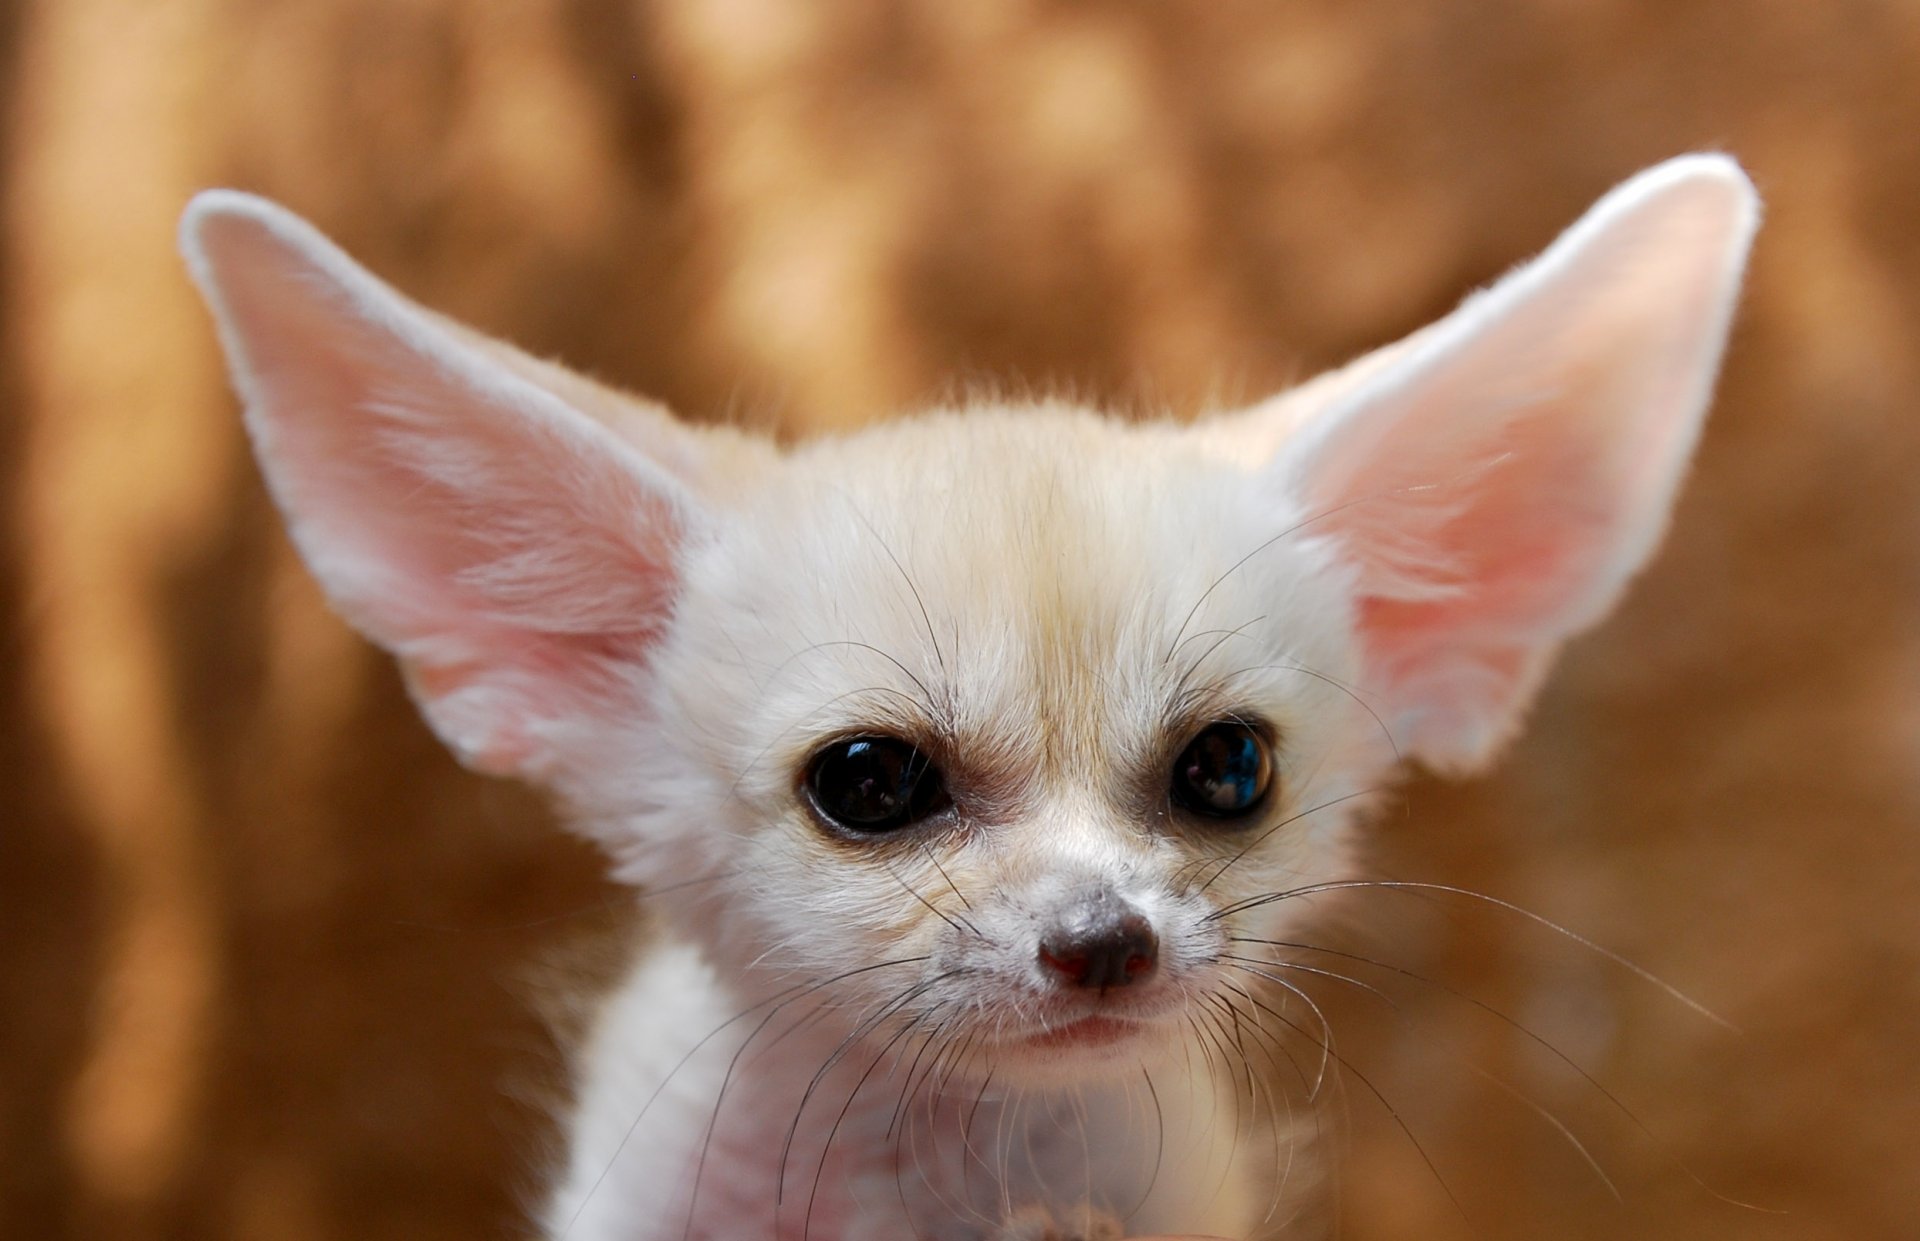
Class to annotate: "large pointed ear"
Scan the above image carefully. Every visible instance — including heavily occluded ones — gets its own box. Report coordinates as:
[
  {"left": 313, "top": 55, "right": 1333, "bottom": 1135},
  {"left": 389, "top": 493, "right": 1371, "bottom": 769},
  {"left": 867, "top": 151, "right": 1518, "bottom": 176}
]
[
  {"left": 1264, "top": 155, "right": 1759, "bottom": 772},
  {"left": 181, "top": 191, "right": 710, "bottom": 783}
]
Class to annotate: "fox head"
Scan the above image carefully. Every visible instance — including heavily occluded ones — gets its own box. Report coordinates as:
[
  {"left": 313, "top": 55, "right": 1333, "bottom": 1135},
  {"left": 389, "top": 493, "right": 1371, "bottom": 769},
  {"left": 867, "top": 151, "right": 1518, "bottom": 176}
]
[{"left": 181, "top": 156, "right": 1756, "bottom": 1084}]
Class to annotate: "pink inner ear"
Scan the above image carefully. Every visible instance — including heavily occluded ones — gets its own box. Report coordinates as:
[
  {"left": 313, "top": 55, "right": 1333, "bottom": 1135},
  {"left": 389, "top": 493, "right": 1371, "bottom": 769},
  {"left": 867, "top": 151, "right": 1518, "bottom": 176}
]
[
  {"left": 185, "top": 196, "right": 699, "bottom": 780},
  {"left": 1320, "top": 401, "right": 1638, "bottom": 763},
  {"left": 1273, "top": 158, "right": 1758, "bottom": 771},
  {"left": 1387, "top": 416, "right": 1620, "bottom": 628},
  {"left": 1350, "top": 426, "right": 1597, "bottom": 690},
  {"left": 269, "top": 337, "right": 694, "bottom": 779}
]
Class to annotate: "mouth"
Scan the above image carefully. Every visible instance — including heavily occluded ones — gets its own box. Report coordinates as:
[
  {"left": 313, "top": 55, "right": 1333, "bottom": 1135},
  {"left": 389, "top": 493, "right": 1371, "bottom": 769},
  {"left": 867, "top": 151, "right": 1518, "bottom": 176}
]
[{"left": 1020, "top": 1015, "right": 1140, "bottom": 1051}]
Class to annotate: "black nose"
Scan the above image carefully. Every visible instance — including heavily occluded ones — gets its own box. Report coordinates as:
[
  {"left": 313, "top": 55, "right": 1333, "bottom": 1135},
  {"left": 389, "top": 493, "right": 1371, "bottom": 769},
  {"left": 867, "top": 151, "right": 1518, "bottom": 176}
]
[{"left": 1038, "top": 892, "right": 1159, "bottom": 992}]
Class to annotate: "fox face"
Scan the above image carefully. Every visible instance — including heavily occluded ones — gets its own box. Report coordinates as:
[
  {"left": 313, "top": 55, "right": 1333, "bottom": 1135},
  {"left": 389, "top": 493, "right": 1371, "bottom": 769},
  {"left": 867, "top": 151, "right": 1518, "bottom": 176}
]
[{"left": 630, "top": 407, "right": 1377, "bottom": 1084}]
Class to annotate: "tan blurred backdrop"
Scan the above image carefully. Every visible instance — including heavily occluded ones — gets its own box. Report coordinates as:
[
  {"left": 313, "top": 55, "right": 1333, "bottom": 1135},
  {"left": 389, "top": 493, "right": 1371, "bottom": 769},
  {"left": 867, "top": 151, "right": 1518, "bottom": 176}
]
[{"left": 4, "top": 3, "right": 1918, "bottom": 1239}]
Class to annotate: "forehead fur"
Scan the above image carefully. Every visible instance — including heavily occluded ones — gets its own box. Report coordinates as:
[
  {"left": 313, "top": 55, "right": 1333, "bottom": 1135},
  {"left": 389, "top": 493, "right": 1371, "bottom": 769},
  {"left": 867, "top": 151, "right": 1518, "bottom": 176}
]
[{"left": 665, "top": 402, "right": 1361, "bottom": 805}]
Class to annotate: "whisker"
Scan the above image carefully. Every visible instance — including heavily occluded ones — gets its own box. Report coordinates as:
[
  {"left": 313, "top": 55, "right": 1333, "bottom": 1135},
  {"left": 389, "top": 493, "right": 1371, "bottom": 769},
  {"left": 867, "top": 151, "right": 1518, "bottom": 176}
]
[
  {"left": 1226, "top": 962, "right": 1472, "bottom": 1228},
  {"left": 556, "top": 954, "right": 928, "bottom": 1240},
  {"left": 883, "top": 862, "right": 981, "bottom": 940},
  {"left": 727, "top": 681, "right": 928, "bottom": 799},
  {"left": 639, "top": 870, "right": 742, "bottom": 900},
  {"left": 1168, "top": 614, "right": 1269, "bottom": 705},
  {"left": 686, "top": 963, "right": 951, "bottom": 1236},
  {"left": 1191, "top": 1008, "right": 1247, "bottom": 1180},
  {"left": 1208, "top": 879, "right": 1732, "bottom": 1030},
  {"left": 1245, "top": 935, "right": 1783, "bottom": 1213},
  {"left": 778, "top": 973, "right": 954, "bottom": 1207},
  {"left": 961, "top": 1065, "right": 997, "bottom": 1197},
  {"left": 1219, "top": 980, "right": 1313, "bottom": 1094},
  {"left": 765, "top": 637, "right": 941, "bottom": 718},
  {"left": 683, "top": 989, "right": 820, "bottom": 1238},
  {"left": 1203, "top": 993, "right": 1260, "bottom": 1102},
  {"left": 894, "top": 1026, "right": 989, "bottom": 1237},
  {"left": 1216, "top": 961, "right": 1333, "bottom": 1098},
  {"left": 1162, "top": 468, "right": 1497, "bottom": 664},
  {"left": 1137, "top": 1066, "right": 1165, "bottom": 1220},
  {"left": 805, "top": 1007, "right": 939, "bottom": 1241},
  {"left": 1198, "top": 996, "right": 1290, "bottom": 1216},
  {"left": 1468, "top": 1064, "right": 1623, "bottom": 1203},
  {"left": 1195, "top": 786, "right": 1391, "bottom": 896},
  {"left": 1220, "top": 949, "right": 1400, "bottom": 1008},
  {"left": 1219, "top": 982, "right": 1311, "bottom": 1228},
  {"left": 921, "top": 842, "right": 977, "bottom": 915},
  {"left": 886, "top": 1014, "right": 951, "bottom": 1139},
  {"left": 844, "top": 500, "right": 951, "bottom": 688},
  {"left": 1190, "top": 659, "right": 1402, "bottom": 765},
  {"left": 1235, "top": 936, "right": 1636, "bottom": 1109},
  {"left": 1226, "top": 947, "right": 1626, "bottom": 1215}
]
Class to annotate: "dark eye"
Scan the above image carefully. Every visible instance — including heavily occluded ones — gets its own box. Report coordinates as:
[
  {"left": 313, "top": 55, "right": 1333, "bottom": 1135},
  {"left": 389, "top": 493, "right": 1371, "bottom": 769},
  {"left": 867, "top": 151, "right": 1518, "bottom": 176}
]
[
  {"left": 806, "top": 736, "right": 950, "bottom": 834},
  {"left": 1170, "top": 720, "right": 1273, "bottom": 819}
]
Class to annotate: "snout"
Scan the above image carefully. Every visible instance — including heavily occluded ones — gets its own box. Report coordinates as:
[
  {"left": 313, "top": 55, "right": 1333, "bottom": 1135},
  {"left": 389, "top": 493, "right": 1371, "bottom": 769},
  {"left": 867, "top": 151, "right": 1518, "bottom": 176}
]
[{"left": 1037, "top": 889, "right": 1158, "bottom": 993}]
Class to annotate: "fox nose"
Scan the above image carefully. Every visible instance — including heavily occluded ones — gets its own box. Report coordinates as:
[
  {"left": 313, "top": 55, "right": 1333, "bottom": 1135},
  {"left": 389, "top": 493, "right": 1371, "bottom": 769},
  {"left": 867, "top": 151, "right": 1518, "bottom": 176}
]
[{"left": 1038, "top": 892, "right": 1158, "bottom": 992}]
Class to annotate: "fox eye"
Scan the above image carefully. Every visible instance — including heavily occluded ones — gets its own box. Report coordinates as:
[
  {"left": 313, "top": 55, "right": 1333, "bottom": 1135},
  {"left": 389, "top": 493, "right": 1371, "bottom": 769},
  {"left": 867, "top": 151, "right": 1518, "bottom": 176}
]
[
  {"left": 806, "top": 736, "right": 950, "bottom": 834},
  {"left": 1170, "top": 720, "right": 1273, "bottom": 819}
]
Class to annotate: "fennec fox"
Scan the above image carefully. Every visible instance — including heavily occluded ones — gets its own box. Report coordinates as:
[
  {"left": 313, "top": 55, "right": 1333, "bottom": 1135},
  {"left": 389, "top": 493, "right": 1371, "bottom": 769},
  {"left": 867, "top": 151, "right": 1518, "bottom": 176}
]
[{"left": 181, "top": 155, "right": 1757, "bottom": 1240}]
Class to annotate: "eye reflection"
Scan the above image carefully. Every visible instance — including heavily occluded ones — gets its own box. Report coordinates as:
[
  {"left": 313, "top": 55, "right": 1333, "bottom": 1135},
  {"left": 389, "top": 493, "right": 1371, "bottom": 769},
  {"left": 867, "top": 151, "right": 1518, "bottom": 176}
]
[
  {"left": 1170, "top": 720, "right": 1273, "bottom": 819},
  {"left": 806, "top": 735, "right": 949, "bottom": 834}
]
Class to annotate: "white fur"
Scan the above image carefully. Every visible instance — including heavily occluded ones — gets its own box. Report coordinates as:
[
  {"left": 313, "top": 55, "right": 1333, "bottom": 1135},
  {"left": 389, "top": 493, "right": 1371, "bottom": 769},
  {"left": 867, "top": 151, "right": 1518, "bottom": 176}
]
[{"left": 180, "top": 155, "right": 1757, "bottom": 1240}]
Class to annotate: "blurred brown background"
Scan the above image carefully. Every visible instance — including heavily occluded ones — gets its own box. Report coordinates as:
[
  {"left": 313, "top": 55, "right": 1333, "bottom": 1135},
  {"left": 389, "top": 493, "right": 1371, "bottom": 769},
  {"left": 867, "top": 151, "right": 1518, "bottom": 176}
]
[{"left": 4, "top": 2, "right": 1918, "bottom": 1239}]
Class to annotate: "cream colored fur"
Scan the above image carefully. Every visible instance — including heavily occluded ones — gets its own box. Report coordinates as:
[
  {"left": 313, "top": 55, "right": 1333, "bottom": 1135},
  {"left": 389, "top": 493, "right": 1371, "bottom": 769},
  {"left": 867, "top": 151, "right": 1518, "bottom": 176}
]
[{"left": 179, "top": 156, "right": 1757, "bottom": 1240}]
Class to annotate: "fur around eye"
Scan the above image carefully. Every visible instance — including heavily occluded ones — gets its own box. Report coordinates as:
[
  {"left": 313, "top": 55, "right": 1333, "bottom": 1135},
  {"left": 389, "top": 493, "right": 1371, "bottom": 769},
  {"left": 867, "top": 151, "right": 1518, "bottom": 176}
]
[
  {"left": 1170, "top": 720, "right": 1273, "bottom": 819},
  {"left": 805, "top": 735, "right": 950, "bottom": 834}
]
